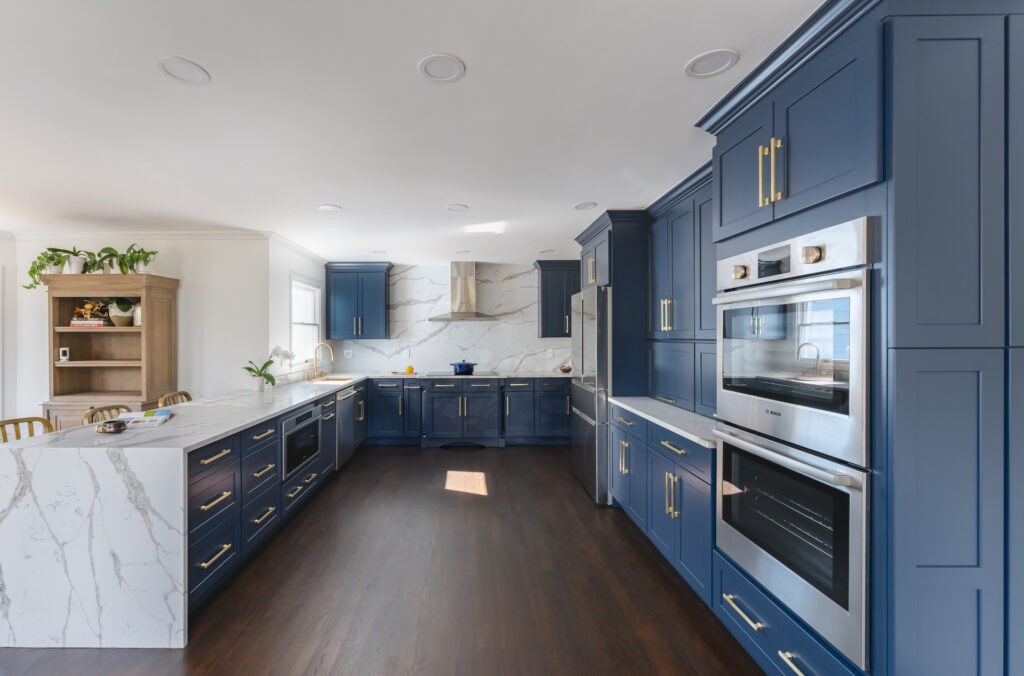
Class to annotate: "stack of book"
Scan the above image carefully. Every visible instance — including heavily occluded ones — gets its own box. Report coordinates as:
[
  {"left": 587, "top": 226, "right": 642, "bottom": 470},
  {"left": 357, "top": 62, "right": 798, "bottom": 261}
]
[{"left": 69, "top": 318, "right": 108, "bottom": 327}]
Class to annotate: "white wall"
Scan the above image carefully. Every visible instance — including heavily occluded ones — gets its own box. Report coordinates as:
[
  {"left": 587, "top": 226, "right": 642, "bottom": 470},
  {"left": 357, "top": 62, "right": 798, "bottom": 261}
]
[{"left": 0, "top": 233, "right": 16, "bottom": 417}]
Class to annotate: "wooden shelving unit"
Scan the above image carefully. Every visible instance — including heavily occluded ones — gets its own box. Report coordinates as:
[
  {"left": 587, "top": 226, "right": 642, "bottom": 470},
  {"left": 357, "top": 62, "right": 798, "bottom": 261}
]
[{"left": 41, "top": 273, "right": 180, "bottom": 430}]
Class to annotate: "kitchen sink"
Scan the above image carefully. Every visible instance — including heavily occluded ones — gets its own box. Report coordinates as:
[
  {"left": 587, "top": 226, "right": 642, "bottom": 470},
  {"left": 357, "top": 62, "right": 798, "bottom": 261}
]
[{"left": 316, "top": 377, "right": 351, "bottom": 382}]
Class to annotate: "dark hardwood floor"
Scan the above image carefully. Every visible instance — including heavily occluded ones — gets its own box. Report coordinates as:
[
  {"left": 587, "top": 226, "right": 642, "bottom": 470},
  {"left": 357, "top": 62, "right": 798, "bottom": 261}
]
[{"left": 1, "top": 445, "right": 760, "bottom": 676}]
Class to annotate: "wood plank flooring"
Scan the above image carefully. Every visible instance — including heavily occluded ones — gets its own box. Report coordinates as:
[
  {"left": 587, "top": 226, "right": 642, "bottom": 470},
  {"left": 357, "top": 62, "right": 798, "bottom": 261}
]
[{"left": 0, "top": 445, "right": 760, "bottom": 676}]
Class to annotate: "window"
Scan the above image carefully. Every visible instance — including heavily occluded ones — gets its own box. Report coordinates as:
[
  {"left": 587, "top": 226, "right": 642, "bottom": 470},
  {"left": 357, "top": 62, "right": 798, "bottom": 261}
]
[{"left": 290, "top": 277, "right": 322, "bottom": 363}]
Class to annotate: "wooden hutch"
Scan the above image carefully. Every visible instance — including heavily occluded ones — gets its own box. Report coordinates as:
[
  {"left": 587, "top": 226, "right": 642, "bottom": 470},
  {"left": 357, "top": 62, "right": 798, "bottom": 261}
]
[{"left": 41, "top": 273, "right": 180, "bottom": 430}]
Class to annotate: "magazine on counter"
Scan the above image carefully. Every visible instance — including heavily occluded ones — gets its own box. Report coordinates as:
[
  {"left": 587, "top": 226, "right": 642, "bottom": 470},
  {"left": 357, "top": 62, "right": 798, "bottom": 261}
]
[{"left": 118, "top": 410, "right": 173, "bottom": 427}]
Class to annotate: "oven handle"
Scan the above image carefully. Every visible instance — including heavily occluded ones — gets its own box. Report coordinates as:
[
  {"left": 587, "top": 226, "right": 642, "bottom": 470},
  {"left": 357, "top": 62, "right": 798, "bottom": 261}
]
[
  {"left": 713, "top": 429, "right": 862, "bottom": 489},
  {"left": 712, "top": 277, "right": 858, "bottom": 306}
]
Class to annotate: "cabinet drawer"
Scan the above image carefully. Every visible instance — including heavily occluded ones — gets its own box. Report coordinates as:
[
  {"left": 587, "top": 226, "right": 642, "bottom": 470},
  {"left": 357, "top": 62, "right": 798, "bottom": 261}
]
[
  {"left": 714, "top": 552, "right": 859, "bottom": 676},
  {"left": 239, "top": 420, "right": 279, "bottom": 456},
  {"left": 373, "top": 378, "right": 403, "bottom": 390},
  {"left": 283, "top": 466, "right": 321, "bottom": 514},
  {"left": 427, "top": 379, "right": 463, "bottom": 392},
  {"left": 610, "top": 404, "right": 647, "bottom": 440},
  {"left": 189, "top": 517, "right": 242, "bottom": 598},
  {"left": 464, "top": 379, "right": 500, "bottom": 391},
  {"left": 243, "top": 484, "right": 282, "bottom": 555},
  {"left": 504, "top": 378, "right": 534, "bottom": 390},
  {"left": 319, "top": 395, "right": 336, "bottom": 411},
  {"left": 188, "top": 469, "right": 240, "bottom": 541},
  {"left": 242, "top": 442, "right": 280, "bottom": 501},
  {"left": 188, "top": 435, "right": 239, "bottom": 483},
  {"left": 536, "top": 377, "right": 571, "bottom": 391},
  {"left": 647, "top": 424, "right": 713, "bottom": 484}
]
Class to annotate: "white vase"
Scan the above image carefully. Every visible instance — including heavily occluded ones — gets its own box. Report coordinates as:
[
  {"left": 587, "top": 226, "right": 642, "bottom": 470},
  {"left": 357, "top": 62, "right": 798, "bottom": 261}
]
[
  {"left": 44, "top": 263, "right": 62, "bottom": 275},
  {"left": 132, "top": 304, "right": 142, "bottom": 327},
  {"left": 252, "top": 377, "right": 265, "bottom": 392},
  {"left": 66, "top": 256, "right": 86, "bottom": 274},
  {"left": 108, "top": 304, "right": 135, "bottom": 327}
]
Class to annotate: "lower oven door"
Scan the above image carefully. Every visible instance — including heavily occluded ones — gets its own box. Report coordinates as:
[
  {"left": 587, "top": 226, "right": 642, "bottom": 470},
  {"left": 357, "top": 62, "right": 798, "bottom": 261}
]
[
  {"left": 284, "top": 417, "right": 321, "bottom": 478},
  {"left": 714, "top": 425, "right": 868, "bottom": 670}
]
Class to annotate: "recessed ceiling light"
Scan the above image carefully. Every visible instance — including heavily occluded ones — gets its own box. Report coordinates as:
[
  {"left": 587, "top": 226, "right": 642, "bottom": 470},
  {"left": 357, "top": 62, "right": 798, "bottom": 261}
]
[
  {"left": 572, "top": 201, "right": 598, "bottom": 211},
  {"left": 538, "top": 249, "right": 555, "bottom": 254},
  {"left": 446, "top": 203, "right": 469, "bottom": 212},
  {"left": 418, "top": 53, "right": 467, "bottom": 83},
  {"left": 684, "top": 49, "right": 740, "bottom": 78},
  {"left": 317, "top": 204, "right": 343, "bottom": 213},
  {"left": 156, "top": 56, "right": 211, "bottom": 84},
  {"left": 371, "top": 249, "right": 386, "bottom": 254},
  {"left": 455, "top": 249, "right": 470, "bottom": 255}
]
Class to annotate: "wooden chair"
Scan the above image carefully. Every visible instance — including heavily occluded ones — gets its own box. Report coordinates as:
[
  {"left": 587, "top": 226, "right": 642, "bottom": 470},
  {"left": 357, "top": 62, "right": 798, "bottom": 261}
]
[
  {"left": 82, "top": 404, "right": 132, "bottom": 425},
  {"left": 158, "top": 390, "right": 192, "bottom": 407},
  {"left": 0, "top": 417, "right": 54, "bottom": 443}
]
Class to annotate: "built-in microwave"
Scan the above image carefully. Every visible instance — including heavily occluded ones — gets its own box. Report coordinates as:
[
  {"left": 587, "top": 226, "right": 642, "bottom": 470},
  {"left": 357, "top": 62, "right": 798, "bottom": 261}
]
[{"left": 282, "top": 405, "right": 321, "bottom": 479}]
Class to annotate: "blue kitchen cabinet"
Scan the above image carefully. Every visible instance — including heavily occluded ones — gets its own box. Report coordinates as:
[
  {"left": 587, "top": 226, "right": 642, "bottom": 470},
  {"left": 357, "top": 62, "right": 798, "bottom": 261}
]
[
  {"left": 424, "top": 392, "right": 462, "bottom": 439},
  {"left": 402, "top": 381, "right": 422, "bottom": 437},
  {"left": 888, "top": 16, "right": 1006, "bottom": 348},
  {"left": 609, "top": 424, "right": 630, "bottom": 508},
  {"left": 646, "top": 448, "right": 676, "bottom": 560},
  {"left": 623, "top": 434, "right": 646, "bottom": 531},
  {"left": 890, "top": 348, "right": 1005, "bottom": 676},
  {"left": 707, "top": 11, "right": 881, "bottom": 241},
  {"left": 534, "top": 260, "right": 580, "bottom": 338},
  {"left": 463, "top": 393, "right": 501, "bottom": 439},
  {"left": 1013, "top": 16, "right": 1024, "bottom": 348},
  {"left": 648, "top": 341, "right": 694, "bottom": 411},
  {"left": 325, "top": 263, "right": 391, "bottom": 339},
  {"left": 353, "top": 384, "right": 368, "bottom": 446},
  {"left": 319, "top": 397, "right": 337, "bottom": 474},
  {"left": 368, "top": 379, "right": 403, "bottom": 437},
  {"left": 693, "top": 342, "right": 717, "bottom": 418},
  {"left": 1010, "top": 349, "right": 1023, "bottom": 676},
  {"left": 534, "top": 390, "right": 571, "bottom": 437},
  {"left": 337, "top": 389, "right": 357, "bottom": 467},
  {"left": 694, "top": 184, "right": 716, "bottom": 340},
  {"left": 649, "top": 216, "right": 672, "bottom": 338},
  {"left": 580, "top": 231, "right": 610, "bottom": 289},
  {"left": 504, "top": 391, "right": 534, "bottom": 438},
  {"left": 673, "top": 464, "right": 711, "bottom": 604}
]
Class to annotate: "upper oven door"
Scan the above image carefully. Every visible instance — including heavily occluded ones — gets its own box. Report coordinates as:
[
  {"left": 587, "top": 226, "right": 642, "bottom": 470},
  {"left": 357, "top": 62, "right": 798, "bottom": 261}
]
[{"left": 714, "top": 268, "right": 868, "bottom": 467}]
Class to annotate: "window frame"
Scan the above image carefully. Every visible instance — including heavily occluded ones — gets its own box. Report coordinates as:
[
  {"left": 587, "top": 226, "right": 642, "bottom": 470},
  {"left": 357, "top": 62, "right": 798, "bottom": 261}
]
[{"left": 289, "top": 273, "right": 323, "bottom": 365}]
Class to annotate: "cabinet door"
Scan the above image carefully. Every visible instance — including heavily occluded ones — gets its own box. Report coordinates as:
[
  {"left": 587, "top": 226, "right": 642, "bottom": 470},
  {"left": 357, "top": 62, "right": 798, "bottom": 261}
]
[
  {"left": 667, "top": 200, "right": 695, "bottom": 339},
  {"left": 609, "top": 425, "right": 629, "bottom": 507},
  {"left": 890, "top": 348, "right": 1005, "bottom": 676},
  {"left": 694, "top": 342, "right": 717, "bottom": 418},
  {"left": 648, "top": 341, "right": 695, "bottom": 410},
  {"left": 889, "top": 16, "right": 1006, "bottom": 348},
  {"left": 425, "top": 393, "right": 462, "bottom": 438},
  {"left": 1012, "top": 17, "right": 1023, "bottom": 347},
  {"left": 712, "top": 100, "right": 773, "bottom": 241},
  {"left": 771, "top": 16, "right": 881, "bottom": 219},
  {"left": 646, "top": 449, "right": 676, "bottom": 560},
  {"left": 369, "top": 391, "right": 403, "bottom": 436},
  {"left": 1010, "top": 349, "right": 1023, "bottom": 676},
  {"left": 539, "top": 270, "right": 573, "bottom": 338},
  {"left": 326, "top": 272, "right": 359, "bottom": 339},
  {"left": 463, "top": 393, "right": 501, "bottom": 438},
  {"left": 535, "top": 391, "right": 571, "bottom": 437},
  {"left": 320, "top": 408, "right": 337, "bottom": 473},
  {"left": 354, "top": 396, "right": 368, "bottom": 445},
  {"left": 674, "top": 466, "right": 712, "bottom": 603},
  {"left": 624, "top": 437, "right": 646, "bottom": 530},
  {"left": 358, "top": 272, "right": 387, "bottom": 339},
  {"left": 594, "top": 234, "right": 610, "bottom": 287},
  {"left": 403, "top": 383, "right": 422, "bottom": 437},
  {"left": 338, "top": 395, "right": 356, "bottom": 467},
  {"left": 581, "top": 245, "right": 595, "bottom": 289},
  {"left": 649, "top": 215, "right": 672, "bottom": 338},
  {"left": 504, "top": 391, "right": 534, "bottom": 437},
  {"left": 694, "top": 185, "right": 717, "bottom": 340}
]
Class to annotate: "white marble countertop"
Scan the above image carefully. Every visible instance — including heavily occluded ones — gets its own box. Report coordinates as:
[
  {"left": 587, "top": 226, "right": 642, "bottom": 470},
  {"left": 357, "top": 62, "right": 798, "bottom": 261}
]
[{"left": 607, "top": 397, "right": 717, "bottom": 449}]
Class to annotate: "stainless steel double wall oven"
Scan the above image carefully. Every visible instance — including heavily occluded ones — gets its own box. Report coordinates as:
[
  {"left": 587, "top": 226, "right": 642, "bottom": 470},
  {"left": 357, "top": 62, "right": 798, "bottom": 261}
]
[{"left": 712, "top": 218, "right": 871, "bottom": 670}]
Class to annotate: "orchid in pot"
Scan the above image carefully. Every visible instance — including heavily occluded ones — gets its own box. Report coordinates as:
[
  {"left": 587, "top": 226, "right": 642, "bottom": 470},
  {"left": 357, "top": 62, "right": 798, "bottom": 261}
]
[{"left": 243, "top": 346, "right": 294, "bottom": 392}]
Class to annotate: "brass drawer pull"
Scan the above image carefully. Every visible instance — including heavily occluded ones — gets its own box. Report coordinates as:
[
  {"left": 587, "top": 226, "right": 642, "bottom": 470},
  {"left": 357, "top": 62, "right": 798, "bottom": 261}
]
[
  {"left": 660, "top": 440, "right": 686, "bottom": 455},
  {"left": 664, "top": 471, "right": 671, "bottom": 515},
  {"left": 378, "top": 383, "right": 398, "bottom": 387},
  {"left": 622, "top": 441, "right": 629, "bottom": 475},
  {"left": 506, "top": 396, "right": 510, "bottom": 415},
  {"left": 770, "top": 137, "right": 784, "bottom": 202},
  {"left": 470, "top": 383, "right": 491, "bottom": 387},
  {"left": 758, "top": 144, "right": 770, "bottom": 207},
  {"left": 253, "top": 463, "right": 276, "bottom": 479},
  {"left": 616, "top": 416, "right": 634, "bottom": 427},
  {"left": 253, "top": 506, "right": 276, "bottom": 525},
  {"left": 670, "top": 475, "right": 679, "bottom": 518},
  {"left": 566, "top": 395, "right": 571, "bottom": 415},
  {"left": 405, "top": 385, "right": 421, "bottom": 389},
  {"left": 435, "top": 384, "right": 455, "bottom": 388},
  {"left": 199, "top": 491, "right": 232, "bottom": 512},
  {"left": 323, "top": 412, "right": 336, "bottom": 421},
  {"left": 304, "top": 472, "right": 318, "bottom": 484},
  {"left": 664, "top": 298, "right": 672, "bottom": 331},
  {"left": 509, "top": 382, "right": 529, "bottom": 387},
  {"left": 656, "top": 395, "right": 677, "bottom": 404},
  {"left": 199, "top": 543, "right": 232, "bottom": 570},
  {"left": 722, "top": 594, "right": 764, "bottom": 632},
  {"left": 322, "top": 401, "right": 335, "bottom": 408},
  {"left": 253, "top": 428, "right": 275, "bottom": 441},
  {"left": 777, "top": 651, "right": 806, "bottom": 676},
  {"left": 565, "top": 314, "right": 569, "bottom": 334},
  {"left": 287, "top": 485, "right": 303, "bottom": 499},
  {"left": 200, "top": 448, "right": 232, "bottom": 465}
]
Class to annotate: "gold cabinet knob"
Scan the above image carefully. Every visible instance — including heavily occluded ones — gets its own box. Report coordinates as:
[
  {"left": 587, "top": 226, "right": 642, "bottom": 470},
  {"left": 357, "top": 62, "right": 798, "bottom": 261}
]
[
  {"left": 731, "top": 265, "right": 748, "bottom": 280},
  {"left": 802, "top": 245, "right": 824, "bottom": 264}
]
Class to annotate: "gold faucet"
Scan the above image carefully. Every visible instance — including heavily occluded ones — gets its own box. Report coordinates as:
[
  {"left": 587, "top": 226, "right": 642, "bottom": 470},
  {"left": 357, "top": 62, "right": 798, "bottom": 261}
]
[
  {"left": 797, "top": 342, "right": 822, "bottom": 376},
  {"left": 312, "top": 342, "right": 335, "bottom": 380}
]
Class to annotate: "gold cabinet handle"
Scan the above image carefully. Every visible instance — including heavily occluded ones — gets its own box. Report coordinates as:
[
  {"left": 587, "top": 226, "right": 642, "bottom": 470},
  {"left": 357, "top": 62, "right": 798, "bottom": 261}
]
[
  {"left": 770, "top": 137, "right": 784, "bottom": 202},
  {"left": 378, "top": 383, "right": 397, "bottom": 387},
  {"left": 323, "top": 412, "right": 336, "bottom": 421},
  {"left": 199, "top": 543, "right": 232, "bottom": 570},
  {"left": 671, "top": 475, "right": 679, "bottom": 518},
  {"left": 322, "top": 400, "right": 335, "bottom": 408},
  {"left": 659, "top": 299, "right": 665, "bottom": 331},
  {"left": 471, "top": 383, "right": 491, "bottom": 387},
  {"left": 565, "top": 314, "right": 569, "bottom": 334},
  {"left": 665, "top": 472, "right": 671, "bottom": 515},
  {"left": 566, "top": 395, "right": 571, "bottom": 416},
  {"left": 588, "top": 258, "right": 596, "bottom": 284},
  {"left": 722, "top": 594, "right": 764, "bottom": 632},
  {"left": 435, "top": 383, "right": 455, "bottom": 388},
  {"left": 358, "top": 317, "right": 363, "bottom": 335},
  {"left": 200, "top": 448, "right": 232, "bottom": 465},
  {"left": 758, "top": 144, "right": 770, "bottom": 207},
  {"left": 616, "top": 416, "right": 634, "bottom": 427},
  {"left": 664, "top": 299, "right": 672, "bottom": 331},
  {"left": 777, "top": 651, "right": 806, "bottom": 676},
  {"left": 506, "top": 396, "right": 510, "bottom": 416},
  {"left": 656, "top": 395, "right": 677, "bottom": 404},
  {"left": 622, "top": 441, "right": 629, "bottom": 475},
  {"left": 253, "top": 506, "right": 276, "bottom": 525},
  {"left": 405, "top": 385, "right": 420, "bottom": 389},
  {"left": 253, "top": 428, "right": 275, "bottom": 441},
  {"left": 287, "top": 485, "right": 303, "bottom": 499},
  {"left": 660, "top": 440, "right": 686, "bottom": 455},
  {"left": 618, "top": 440, "right": 625, "bottom": 474},
  {"left": 304, "top": 472, "right": 317, "bottom": 484},
  {"left": 199, "top": 490, "right": 232, "bottom": 512},
  {"left": 463, "top": 397, "right": 468, "bottom": 416},
  {"left": 509, "top": 382, "right": 529, "bottom": 387},
  {"left": 398, "top": 397, "right": 402, "bottom": 416},
  {"left": 353, "top": 317, "right": 357, "bottom": 334},
  {"left": 253, "top": 463, "right": 276, "bottom": 479}
]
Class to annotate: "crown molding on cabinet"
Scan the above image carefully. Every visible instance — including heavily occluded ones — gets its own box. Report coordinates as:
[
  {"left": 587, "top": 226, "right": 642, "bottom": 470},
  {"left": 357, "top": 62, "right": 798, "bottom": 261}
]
[{"left": 646, "top": 162, "right": 712, "bottom": 216}]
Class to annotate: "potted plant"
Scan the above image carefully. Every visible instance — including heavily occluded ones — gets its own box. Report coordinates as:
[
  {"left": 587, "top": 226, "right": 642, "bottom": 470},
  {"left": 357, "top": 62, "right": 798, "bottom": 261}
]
[
  {"left": 99, "top": 244, "right": 158, "bottom": 274},
  {"left": 127, "top": 243, "right": 158, "bottom": 273},
  {"left": 49, "top": 247, "right": 90, "bottom": 274},
  {"left": 243, "top": 356, "right": 277, "bottom": 392},
  {"left": 23, "top": 249, "right": 68, "bottom": 289},
  {"left": 107, "top": 297, "right": 136, "bottom": 327}
]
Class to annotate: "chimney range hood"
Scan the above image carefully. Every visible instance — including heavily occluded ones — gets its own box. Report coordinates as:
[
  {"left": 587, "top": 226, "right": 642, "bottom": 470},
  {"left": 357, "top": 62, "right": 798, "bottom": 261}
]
[{"left": 428, "top": 261, "right": 496, "bottom": 322}]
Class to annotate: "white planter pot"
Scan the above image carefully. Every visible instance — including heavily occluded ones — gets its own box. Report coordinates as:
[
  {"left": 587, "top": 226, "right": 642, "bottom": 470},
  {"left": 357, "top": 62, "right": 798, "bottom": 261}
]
[
  {"left": 252, "top": 377, "right": 266, "bottom": 392},
  {"left": 132, "top": 304, "right": 142, "bottom": 327},
  {"left": 44, "top": 263, "right": 62, "bottom": 275},
  {"left": 66, "top": 256, "right": 86, "bottom": 274},
  {"left": 108, "top": 304, "right": 135, "bottom": 327}
]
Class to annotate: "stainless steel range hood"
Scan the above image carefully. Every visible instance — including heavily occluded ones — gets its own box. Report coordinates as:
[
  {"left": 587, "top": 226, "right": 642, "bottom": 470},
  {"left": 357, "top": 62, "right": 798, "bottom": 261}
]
[{"left": 428, "top": 261, "right": 496, "bottom": 322}]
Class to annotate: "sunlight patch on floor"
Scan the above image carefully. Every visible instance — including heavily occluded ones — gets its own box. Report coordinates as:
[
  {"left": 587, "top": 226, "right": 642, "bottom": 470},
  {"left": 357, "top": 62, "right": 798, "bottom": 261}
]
[{"left": 444, "top": 470, "right": 488, "bottom": 496}]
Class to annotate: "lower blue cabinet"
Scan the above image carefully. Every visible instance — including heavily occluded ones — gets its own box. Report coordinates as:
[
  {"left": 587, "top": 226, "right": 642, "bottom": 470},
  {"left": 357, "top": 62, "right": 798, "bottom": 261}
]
[
  {"left": 320, "top": 398, "right": 337, "bottom": 474},
  {"left": 504, "top": 391, "right": 534, "bottom": 437},
  {"left": 369, "top": 381, "right": 403, "bottom": 436},
  {"left": 283, "top": 463, "right": 321, "bottom": 515},
  {"left": 646, "top": 449, "right": 676, "bottom": 559},
  {"left": 242, "top": 484, "right": 281, "bottom": 556},
  {"left": 674, "top": 465, "right": 711, "bottom": 603},
  {"left": 610, "top": 425, "right": 630, "bottom": 508},
  {"left": 425, "top": 392, "right": 463, "bottom": 438},
  {"left": 624, "top": 435, "right": 647, "bottom": 531},
  {"left": 463, "top": 393, "right": 501, "bottom": 438},
  {"left": 535, "top": 391, "right": 571, "bottom": 437},
  {"left": 188, "top": 517, "right": 242, "bottom": 610},
  {"left": 403, "top": 382, "right": 422, "bottom": 436}
]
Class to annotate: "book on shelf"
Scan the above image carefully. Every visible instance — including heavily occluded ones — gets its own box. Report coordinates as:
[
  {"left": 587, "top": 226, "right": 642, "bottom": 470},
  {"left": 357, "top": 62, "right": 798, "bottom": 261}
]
[{"left": 69, "top": 320, "right": 109, "bottom": 327}]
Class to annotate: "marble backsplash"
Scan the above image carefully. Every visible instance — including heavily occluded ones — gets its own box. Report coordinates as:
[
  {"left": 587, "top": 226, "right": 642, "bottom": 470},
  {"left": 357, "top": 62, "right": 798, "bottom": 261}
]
[{"left": 338, "top": 264, "right": 571, "bottom": 375}]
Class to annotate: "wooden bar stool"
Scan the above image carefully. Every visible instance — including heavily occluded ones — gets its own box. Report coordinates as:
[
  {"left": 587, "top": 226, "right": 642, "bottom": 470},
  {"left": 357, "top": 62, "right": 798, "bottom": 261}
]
[
  {"left": 0, "top": 417, "right": 54, "bottom": 443},
  {"left": 82, "top": 405, "right": 132, "bottom": 426},
  {"left": 158, "top": 391, "right": 192, "bottom": 407}
]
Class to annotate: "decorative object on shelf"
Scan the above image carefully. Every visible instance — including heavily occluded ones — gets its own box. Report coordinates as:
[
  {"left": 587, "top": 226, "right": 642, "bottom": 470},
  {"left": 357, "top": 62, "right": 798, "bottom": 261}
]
[
  {"left": 24, "top": 249, "right": 68, "bottom": 289},
  {"left": 107, "top": 297, "right": 136, "bottom": 327},
  {"left": 25, "top": 244, "right": 158, "bottom": 289},
  {"left": 58, "top": 347, "right": 70, "bottom": 362},
  {"left": 99, "top": 243, "right": 158, "bottom": 274},
  {"left": 559, "top": 365, "right": 572, "bottom": 373},
  {"left": 132, "top": 303, "right": 142, "bottom": 326},
  {"left": 405, "top": 365, "right": 415, "bottom": 374}
]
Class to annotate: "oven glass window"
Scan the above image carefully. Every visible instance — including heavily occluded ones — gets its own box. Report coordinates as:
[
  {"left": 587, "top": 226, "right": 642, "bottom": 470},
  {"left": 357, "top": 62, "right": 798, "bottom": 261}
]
[
  {"left": 722, "top": 298, "right": 850, "bottom": 414},
  {"left": 722, "top": 444, "right": 850, "bottom": 609},
  {"left": 285, "top": 420, "right": 320, "bottom": 476}
]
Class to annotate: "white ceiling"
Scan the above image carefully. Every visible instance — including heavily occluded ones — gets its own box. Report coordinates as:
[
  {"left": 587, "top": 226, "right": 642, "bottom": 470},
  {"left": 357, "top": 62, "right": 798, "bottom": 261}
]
[{"left": 0, "top": 0, "right": 821, "bottom": 263}]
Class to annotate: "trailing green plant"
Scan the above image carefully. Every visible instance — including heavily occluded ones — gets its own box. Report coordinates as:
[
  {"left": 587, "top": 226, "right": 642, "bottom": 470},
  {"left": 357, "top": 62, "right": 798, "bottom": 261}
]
[
  {"left": 107, "top": 297, "right": 135, "bottom": 313},
  {"left": 23, "top": 249, "right": 69, "bottom": 289},
  {"left": 243, "top": 355, "right": 277, "bottom": 387},
  {"left": 100, "top": 243, "right": 158, "bottom": 274}
]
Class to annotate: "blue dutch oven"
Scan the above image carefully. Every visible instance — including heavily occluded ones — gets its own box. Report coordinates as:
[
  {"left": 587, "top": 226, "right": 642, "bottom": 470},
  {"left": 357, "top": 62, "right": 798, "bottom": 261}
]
[{"left": 450, "top": 360, "right": 477, "bottom": 375}]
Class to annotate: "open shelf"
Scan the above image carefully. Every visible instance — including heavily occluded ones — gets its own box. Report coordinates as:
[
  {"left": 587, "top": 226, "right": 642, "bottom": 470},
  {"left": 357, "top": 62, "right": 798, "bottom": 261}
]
[
  {"left": 54, "top": 360, "right": 143, "bottom": 368},
  {"left": 50, "top": 390, "right": 143, "bottom": 401},
  {"left": 54, "top": 326, "right": 142, "bottom": 333}
]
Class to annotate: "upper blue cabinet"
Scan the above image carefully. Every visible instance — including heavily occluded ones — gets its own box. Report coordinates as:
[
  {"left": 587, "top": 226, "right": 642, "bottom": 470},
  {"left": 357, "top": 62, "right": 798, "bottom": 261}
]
[
  {"left": 706, "top": 9, "right": 882, "bottom": 242},
  {"left": 325, "top": 262, "right": 392, "bottom": 340},
  {"left": 534, "top": 260, "right": 581, "bottom": 338},
  {"left": 1010, "top": 16, "right": 1023, "bottom": 348}
]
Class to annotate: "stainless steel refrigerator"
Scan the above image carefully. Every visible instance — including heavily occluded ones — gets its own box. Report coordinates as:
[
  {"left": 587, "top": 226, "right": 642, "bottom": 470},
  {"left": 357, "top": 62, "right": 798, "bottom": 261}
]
[{"left": 570, "top": 285, "right": 611, "bottom": 504}]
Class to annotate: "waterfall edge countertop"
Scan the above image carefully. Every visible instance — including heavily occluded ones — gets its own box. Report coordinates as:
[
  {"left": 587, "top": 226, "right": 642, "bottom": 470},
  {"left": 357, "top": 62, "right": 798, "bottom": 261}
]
[{"left": 608, "top": 396, "right": 717, "bottom": 449}]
